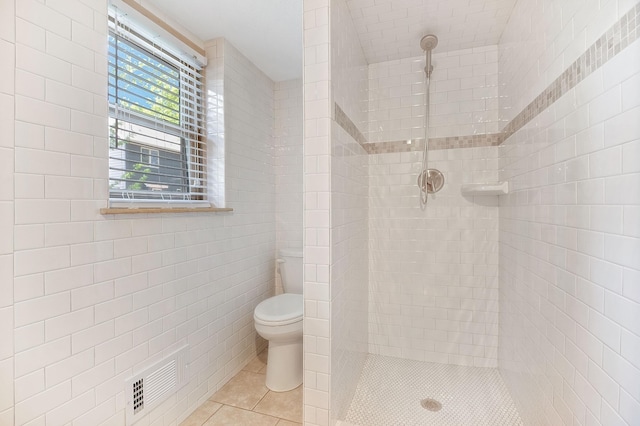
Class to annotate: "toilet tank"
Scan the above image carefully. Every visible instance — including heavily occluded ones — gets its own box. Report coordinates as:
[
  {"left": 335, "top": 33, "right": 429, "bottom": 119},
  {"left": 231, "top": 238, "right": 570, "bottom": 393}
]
[{"left": 278, "top": 248, "right": 303, "bottom": 294}]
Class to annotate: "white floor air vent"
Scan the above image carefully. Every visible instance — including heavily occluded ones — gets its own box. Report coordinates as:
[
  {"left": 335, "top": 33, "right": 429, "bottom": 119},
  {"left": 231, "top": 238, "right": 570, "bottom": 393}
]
[{"left": 125, "top": 345, "right": 189, "bottom": 425}]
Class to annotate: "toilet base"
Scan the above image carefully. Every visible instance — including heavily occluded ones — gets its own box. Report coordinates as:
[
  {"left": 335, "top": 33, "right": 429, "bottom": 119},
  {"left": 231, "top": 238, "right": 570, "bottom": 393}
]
[{"left": 265, "top": 337, "right": 303, "bottom": 392}]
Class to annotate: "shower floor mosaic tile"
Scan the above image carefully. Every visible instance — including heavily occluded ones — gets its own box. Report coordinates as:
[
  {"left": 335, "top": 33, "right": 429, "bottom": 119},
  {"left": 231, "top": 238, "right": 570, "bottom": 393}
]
[{"left": 341, "top": 355, "right": 523, "bottom": 426}]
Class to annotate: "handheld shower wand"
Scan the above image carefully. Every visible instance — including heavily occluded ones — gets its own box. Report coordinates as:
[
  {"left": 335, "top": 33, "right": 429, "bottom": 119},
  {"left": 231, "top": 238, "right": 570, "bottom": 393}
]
[
  {"left": 420, "top": 34, "right": 438, "bottom": 78},
  {"left": 417, "top": 34, "right": 445, "bottom": 209}
]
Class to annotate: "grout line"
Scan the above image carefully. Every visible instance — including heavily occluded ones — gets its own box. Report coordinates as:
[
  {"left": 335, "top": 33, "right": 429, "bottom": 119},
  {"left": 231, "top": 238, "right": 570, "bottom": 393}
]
[
  {"left": 219, "top": 403, "right": 281, "bottom": 423},
  {"left": 200, "top": 402, "right": 223, "bottom": 425},
  {"left": 252, "top": 387, "right": 271, "bottom": 410}
]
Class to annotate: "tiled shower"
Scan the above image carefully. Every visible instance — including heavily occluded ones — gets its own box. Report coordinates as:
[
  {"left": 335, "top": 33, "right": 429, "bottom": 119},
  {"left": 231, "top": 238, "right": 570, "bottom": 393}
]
[
  {"left": 303, "top": 0, "right": 640, "bottom": 425},
  {"left": 1, "top": 0, "right": 639, "bottom": 425}
]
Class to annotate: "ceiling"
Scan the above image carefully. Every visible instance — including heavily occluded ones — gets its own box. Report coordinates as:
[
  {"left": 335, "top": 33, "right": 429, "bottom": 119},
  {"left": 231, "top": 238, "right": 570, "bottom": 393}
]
[
  {"left": 345, "top": 0, "right": 518, "bottom": 64},
  {"left": 145, "top": 0, "right": 518, "bottom": 81},
  {"left": 144, "top": 0, "right": 303, "bottom": 82}
]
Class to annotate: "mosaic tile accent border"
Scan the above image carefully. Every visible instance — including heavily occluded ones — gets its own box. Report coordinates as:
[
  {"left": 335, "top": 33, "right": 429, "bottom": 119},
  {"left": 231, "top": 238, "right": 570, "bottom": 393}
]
[
  {"left": 335, "top": 3, "right": 639, "bottom": 154},
  {"left": 362, "top": 134, "right": 502, "bottom": 154},
  {"left": 503, "top": 3, "right": 639, "bottom": 140},
  {"left": 335, "top": 103, "right": 367, "bottom": 145},
  {"left": 334, "top": 101, "right": 501, "bottom": 153}
]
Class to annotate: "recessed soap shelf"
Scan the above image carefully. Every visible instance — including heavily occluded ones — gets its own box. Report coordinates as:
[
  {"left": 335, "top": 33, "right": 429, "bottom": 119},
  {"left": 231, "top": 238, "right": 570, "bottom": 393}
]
[{"left": 461, "top": 182, "right": 509, "bottom": 196}]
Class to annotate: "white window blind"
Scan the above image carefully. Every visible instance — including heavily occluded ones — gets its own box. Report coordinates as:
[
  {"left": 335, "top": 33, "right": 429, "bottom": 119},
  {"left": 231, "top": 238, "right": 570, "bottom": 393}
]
[{"left": 108, "top": 11, "right": 206, "bottom": 203}]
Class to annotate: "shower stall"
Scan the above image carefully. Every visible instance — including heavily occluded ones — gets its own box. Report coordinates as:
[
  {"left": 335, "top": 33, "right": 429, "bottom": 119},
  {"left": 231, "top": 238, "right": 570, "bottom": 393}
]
[{"left": 303, "top": 0, "right": 640, "bottom": 425}]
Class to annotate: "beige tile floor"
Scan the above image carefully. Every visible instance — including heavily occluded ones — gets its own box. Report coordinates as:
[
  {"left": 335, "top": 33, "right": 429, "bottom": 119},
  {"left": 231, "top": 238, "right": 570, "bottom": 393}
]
[{"left": 180, "top": 349, "right": 302, "bottom": 426}]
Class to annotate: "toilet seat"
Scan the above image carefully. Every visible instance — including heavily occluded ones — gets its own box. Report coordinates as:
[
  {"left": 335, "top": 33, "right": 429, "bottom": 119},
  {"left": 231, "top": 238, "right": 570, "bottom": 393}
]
[{"left": 254, "top": 294, "right": 303, "bottom": 326}]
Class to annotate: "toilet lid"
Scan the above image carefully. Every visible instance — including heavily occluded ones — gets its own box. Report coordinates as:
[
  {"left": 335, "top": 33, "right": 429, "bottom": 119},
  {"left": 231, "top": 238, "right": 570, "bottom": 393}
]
[{"left": 254, "top": 294, "right": 303, "bottom": 325}]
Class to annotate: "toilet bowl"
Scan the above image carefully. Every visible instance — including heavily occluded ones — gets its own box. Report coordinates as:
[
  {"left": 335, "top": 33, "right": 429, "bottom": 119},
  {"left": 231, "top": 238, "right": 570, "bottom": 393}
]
[{"left": 254, "top": 248, "right": 303, "bottom": 391}]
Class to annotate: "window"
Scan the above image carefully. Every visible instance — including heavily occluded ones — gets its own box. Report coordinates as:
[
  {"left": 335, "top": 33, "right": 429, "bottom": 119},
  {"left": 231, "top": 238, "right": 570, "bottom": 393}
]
[
  {"left": 108, "top": 12, "right": 206, "bottom": 203},
  {"left": 141, "top": 148, "right": 160, "bottom": 168}
]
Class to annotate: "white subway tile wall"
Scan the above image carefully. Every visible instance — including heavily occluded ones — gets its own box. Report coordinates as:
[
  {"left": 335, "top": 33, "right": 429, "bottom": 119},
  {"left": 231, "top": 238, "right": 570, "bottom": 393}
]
[
  {"left": 303, "top": 0, "right": 332, "bottom": 424},
  {"left": 499, "top": 4, "right": 640, "bottom": 426},
  {"left": 367, "top": 45, "right": 500, "bottom": 142},
  {"left": 275, "top": 79, "right": 303, "bottom": 258},
  {"left": 499, "top": 0, "right": 639, "bottom": 127},
  {"left": 3, "top": 0, "right": 638, "bottom": 425},
  {"left": 332, "top": 0, "right": 368, "bottom": 136},
  {"left": 0, "top": 0, "right": 15, "bottom": 423},
  {"left": 5, "top": 0, "right": 278, "bottom": 423},
  {"left": 368, "top": 146, "right": 500, "bottom": 367},
  {"left": 205, "top": 38, "right": 225, "bottom": 208},
  {"left": 329, "top": 122, "right": 369, "bottom": 422},
  {"left": 329, "top": 0, "right": 370, "bottom": 423},
  {"left": 361, "top": 33, "right": 502, "bottom": 370}
]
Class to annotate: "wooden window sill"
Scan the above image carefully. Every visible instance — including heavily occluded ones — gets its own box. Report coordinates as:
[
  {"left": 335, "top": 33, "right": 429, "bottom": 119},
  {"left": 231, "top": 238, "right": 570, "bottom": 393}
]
[{"left": 100, "top": 207, "right": 233, "bottom": 215}]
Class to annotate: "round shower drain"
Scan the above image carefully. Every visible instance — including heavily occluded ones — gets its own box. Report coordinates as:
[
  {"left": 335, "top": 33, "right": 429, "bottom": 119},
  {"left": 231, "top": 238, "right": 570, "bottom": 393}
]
[{"left": 420, "top": 398, "right": 442, "bottom": 412}]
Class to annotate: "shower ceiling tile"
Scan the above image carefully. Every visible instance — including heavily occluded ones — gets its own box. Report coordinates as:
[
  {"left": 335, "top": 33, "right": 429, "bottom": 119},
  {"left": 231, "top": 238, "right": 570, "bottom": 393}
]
[{"left": 345, "top": 0, "right": 518, "bottom": 64}]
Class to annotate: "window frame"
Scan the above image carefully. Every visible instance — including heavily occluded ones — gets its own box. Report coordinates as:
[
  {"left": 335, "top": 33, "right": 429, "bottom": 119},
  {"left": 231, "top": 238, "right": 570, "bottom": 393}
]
[{"left": 107, "top": 12, "right": 207, "bottom": 207}]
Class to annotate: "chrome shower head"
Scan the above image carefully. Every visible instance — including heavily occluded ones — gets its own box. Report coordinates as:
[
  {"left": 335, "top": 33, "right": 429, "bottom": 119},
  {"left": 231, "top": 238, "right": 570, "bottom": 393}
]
[
  {"left": 420, "top": 34, "right": 438, "bottom": 78},
  {"left": 420, "top": 34, "right": 438, "bottom": 51}
]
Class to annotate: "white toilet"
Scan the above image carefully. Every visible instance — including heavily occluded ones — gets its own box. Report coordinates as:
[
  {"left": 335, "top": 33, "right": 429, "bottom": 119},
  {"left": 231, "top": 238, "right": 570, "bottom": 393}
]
[{"left": 254, "top": 248, "right": 303, "bottom": 391}]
